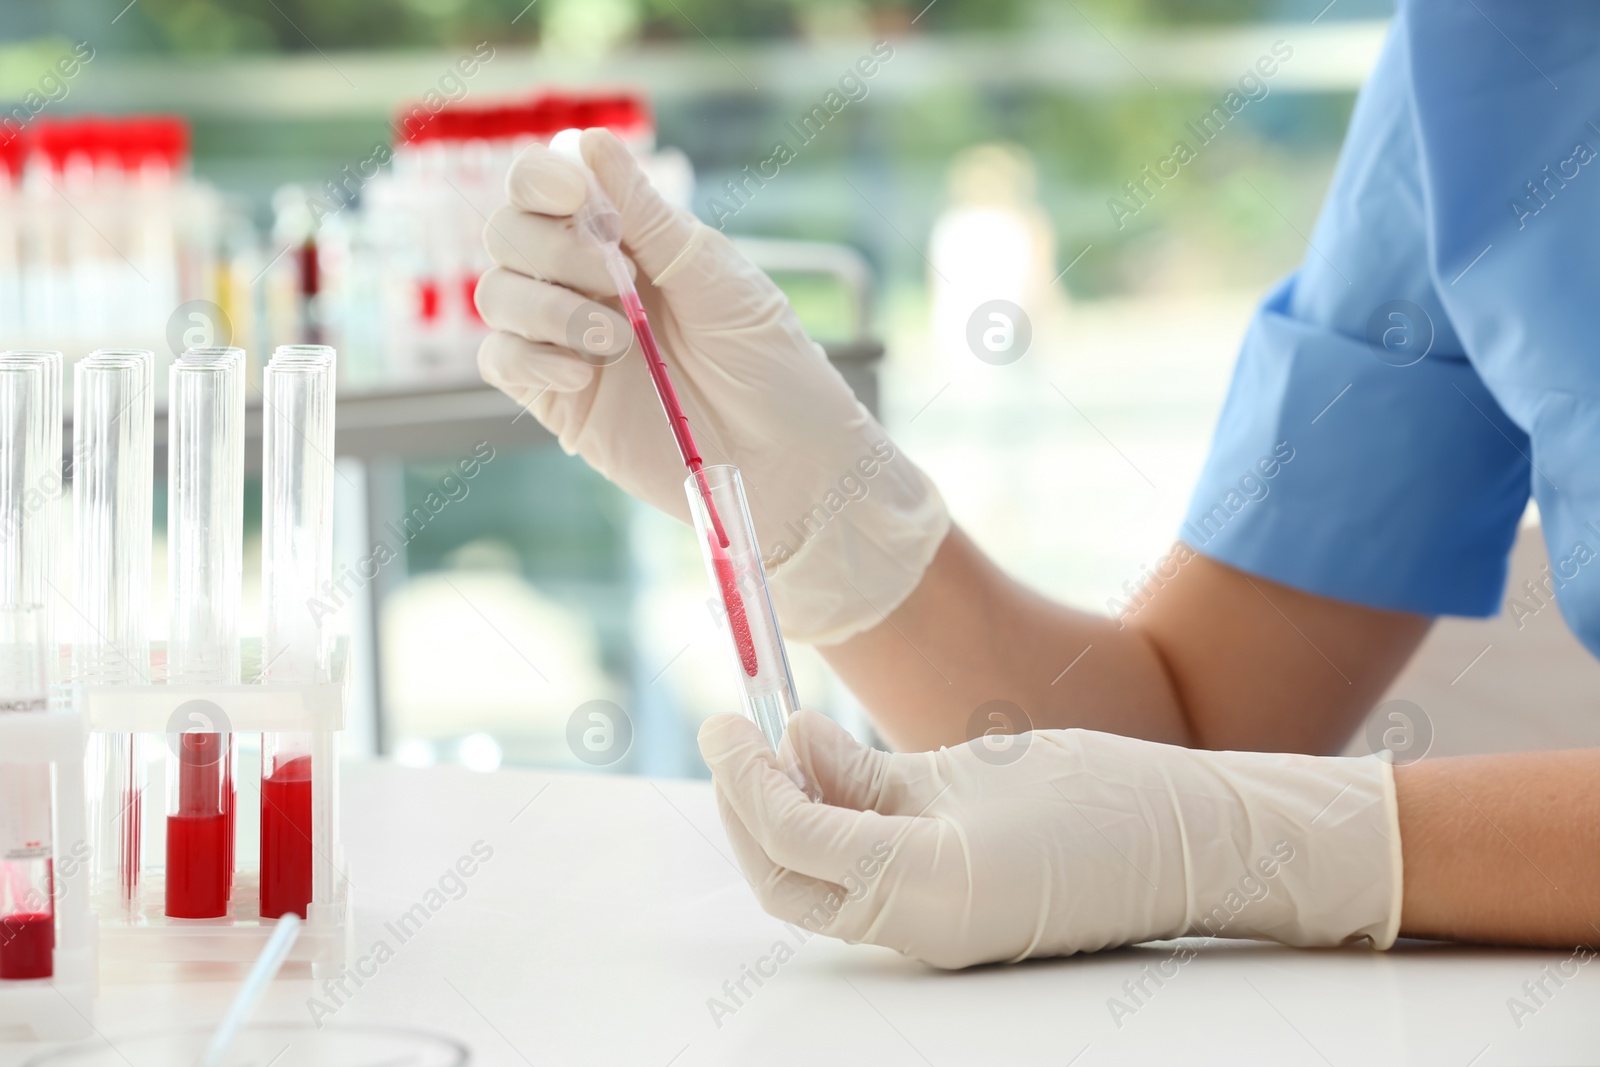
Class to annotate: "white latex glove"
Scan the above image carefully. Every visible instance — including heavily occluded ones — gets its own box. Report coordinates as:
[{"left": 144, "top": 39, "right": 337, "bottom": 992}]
[
  {"left": 699, "top": 710, "right": 1402, "bottom": 969},
  {"left": 474, "top": 129, "right": 949, "bottom": 644}
]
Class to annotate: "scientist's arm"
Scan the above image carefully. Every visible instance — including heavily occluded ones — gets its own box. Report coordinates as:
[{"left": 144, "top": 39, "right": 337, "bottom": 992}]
[
  {"left": 1397, "top": 750, "right": 1600, "bottom": 946},
  {"left": 822, "top": 526, "right": 1431, "bottom": 754},
  {"left": 700, "top": 707, "right": 1600, "bottom": 966},
  {"left": 475, "top": 137, "right": 1428, "bottom": 759}
]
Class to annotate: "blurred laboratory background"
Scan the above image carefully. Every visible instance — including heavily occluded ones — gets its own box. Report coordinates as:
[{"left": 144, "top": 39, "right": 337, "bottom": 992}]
[{"left": 4, "top": 0, "right": 1592, "bottom": 778}]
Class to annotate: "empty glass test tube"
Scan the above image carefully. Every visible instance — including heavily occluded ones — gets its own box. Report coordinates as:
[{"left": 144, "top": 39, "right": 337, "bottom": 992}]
[
  {"left": 684, "top": 465, "right": 800, "bottom": 750},
  {"left": 167, "top": 347, "right": 245, "bottom": 684},
  {"left": 72, "top": 349, "right": 153, "bottom": 681},
  {"left": 0, "top": 351, "right": 63, "bottom": 675},
  {"left": 164, "top": 348, "right": 245, "bottom": 918},
  {"left": 260, "top": 349, "right": 334, "bottom": 682},
  {"left": 0, "top": 605, "right": 53, "bottom": 980},
  {"left": 259, "top": 349, "right": 334, "bottom": 919},
  {"left": 74, "top": 349, "right": 154, "bottom": 911},
  {"left": 0, "top": 363, "right": 46, "bottom": 615}
]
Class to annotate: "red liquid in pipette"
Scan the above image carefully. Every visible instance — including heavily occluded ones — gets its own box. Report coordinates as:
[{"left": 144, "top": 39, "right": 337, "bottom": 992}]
[
  {"left": 0, "top": 912, "right": 53, "bottom": 980},
  {"left": 260, "top": 754, "right": 313, "bottom": 920},
  {"left": 620, "top": 291, "right": 733, "bottom": 548},
  {"left": 621, "top": 289, "right": 760, "bottom": 676}
]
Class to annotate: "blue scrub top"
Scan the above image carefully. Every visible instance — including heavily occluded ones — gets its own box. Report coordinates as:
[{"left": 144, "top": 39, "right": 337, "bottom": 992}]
[{"left": 1184, "top": 0, "right": 1600, "bottom": 656}]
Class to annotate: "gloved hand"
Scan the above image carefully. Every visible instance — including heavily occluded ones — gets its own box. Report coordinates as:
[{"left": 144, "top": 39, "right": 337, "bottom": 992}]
[
  {"left": 474, "top": 129, "right": 949, "bottom": 644},
  {"left": 699, "top": 709, "right": 1401, "bottom": 969}
]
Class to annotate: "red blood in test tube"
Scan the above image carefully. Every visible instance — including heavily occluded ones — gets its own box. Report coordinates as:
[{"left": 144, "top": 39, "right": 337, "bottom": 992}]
[
  {"left": 165, "top": 813, "right": 229, "bottom": 918},
  {"left": 0, "top": 913, "right": 54, "bottom": 980},
  {"left": 225, "top": 774, "right": 235, "bottom": 897},
  {"left": 260, "top": 754, "right": 313, "bottom": 920},
  {"left": 712, "top": 539, "right": 759, "bottom": 677},
  {"left": 418, "top": 279, "right": 441, "bottom": 323},
  {"left": 298, "top": 239, "right": 319, "bottom": 299},
  {"left": 463, "top": 274, "right": 482, "bottom": 322},
  {"left": 166, "top": 733, "right": 231, "bottom": 918}
]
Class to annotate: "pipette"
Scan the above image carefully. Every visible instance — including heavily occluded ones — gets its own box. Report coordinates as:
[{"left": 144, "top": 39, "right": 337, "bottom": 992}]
[
  {"left": 572, "top": 174, "right": 761, "bottom": 679},
  {"left": 569, "top": 165, "right": 803, "bottom": 749}
]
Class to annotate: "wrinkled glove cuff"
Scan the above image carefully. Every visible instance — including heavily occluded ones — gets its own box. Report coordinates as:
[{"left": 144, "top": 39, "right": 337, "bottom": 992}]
[{"left": 766, "top": 454, "right": 951, "bottom": 646}]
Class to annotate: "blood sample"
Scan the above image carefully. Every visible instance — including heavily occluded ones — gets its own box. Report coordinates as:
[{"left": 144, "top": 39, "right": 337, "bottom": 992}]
[
  {"left": 165, "top": 732, "right": 230, "bottom": 918},
  {"left": 0, "top": 607, "right": 55, "bottom": 979},
  {"left": 418, "top": 278, "right": 441, "bottom": 323},
  {"left": 711, "top": 537, "right": 759, "bottom": 676},
  {"left": 165, "top": 349, "right": 245, "bottom": 919},
  {"left": 1, "top": 761, "right": 53, "bottom": 979},
  {"left": 0, "top": 911, "right": 53, "bottom": 980},
  {"left": 685, "top": 466, "right": 803, "bottom": 754},
  {"left": 259, "top": 349, "right": 332, "bottom": 922},
  {"left": 260, "top": 752, "right": 313, "bottom": 920},
  {"left": 565, "top": 162, "right": 802, "bottom": 756}
]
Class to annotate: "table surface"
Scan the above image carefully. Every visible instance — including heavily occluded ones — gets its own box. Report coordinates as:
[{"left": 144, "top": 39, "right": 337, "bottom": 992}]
[{"left": 5, "top": 762, "right": 1597, "bottom": 1067}]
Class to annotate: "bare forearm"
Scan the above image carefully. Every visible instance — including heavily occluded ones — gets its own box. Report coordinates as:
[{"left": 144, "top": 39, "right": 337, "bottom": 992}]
[
  {"left": 1397, "top": 750, "right": 1600, "bottom": 947},
  {"left": 821, "top": 526, "right": 1430, "bottom": 755},
  {"left": 819, "top": 527, "right": 1191, "bottom": 751}
]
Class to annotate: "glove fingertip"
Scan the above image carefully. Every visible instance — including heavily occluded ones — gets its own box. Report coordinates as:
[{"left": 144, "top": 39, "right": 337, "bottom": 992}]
[
  {"left": 698, "top": 712, "right": 765, "bottom": 766},
  {"left": 785, "top": 707, "right": 850, "bottom": 746},
  {"left": 506, "top": 142, "right": 589, "bottom": 216},
  {"left": 578, "top": 127, "right": 632, "bottom": 188},
  {"left": 476, "top": 332, "right": 593, "bottom": 396}
]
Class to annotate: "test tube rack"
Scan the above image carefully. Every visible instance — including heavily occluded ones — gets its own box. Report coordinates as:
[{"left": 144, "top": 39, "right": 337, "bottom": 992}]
[
  {"left": 0, "top": 698, "right": 94, "bottom": 1041},
  {"left": 82, "top": 637, "right": 352, "bottom": 975}
]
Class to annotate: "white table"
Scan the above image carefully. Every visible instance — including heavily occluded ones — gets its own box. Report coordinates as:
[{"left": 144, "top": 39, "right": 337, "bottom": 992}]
[{"left": 6, "top": 763, "right": 1598, "bottom": 1066}]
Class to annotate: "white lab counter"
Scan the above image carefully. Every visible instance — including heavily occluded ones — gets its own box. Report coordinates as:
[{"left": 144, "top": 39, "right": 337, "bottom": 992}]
[{"left": 5, "top": 762, "right": 1597, "bottom": 1066}]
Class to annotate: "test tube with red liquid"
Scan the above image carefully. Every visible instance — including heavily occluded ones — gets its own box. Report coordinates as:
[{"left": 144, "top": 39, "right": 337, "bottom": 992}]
[
  {"left": 0, "top": 765, "right": 53, "bottom": 980},
  {"left": 0, "top": 606, "right": 53, "bottom": 980},
  {"left": 259, "top": 347, "right": 334, "bottom": 919},
  {"left": 164, "top": 733, "right": 230, "bottom": 918},
  {"left": 259, "top": 737, "right": 312, "bottom": 920},
  {"left": 164, "top": 349, "right": 245, "bottom": 919},
  {"left": 562, "top": 153, "right": 803, "bottom": 751},
  {"left": 683, "top": 467, "right": 800, "bottom": 748}
]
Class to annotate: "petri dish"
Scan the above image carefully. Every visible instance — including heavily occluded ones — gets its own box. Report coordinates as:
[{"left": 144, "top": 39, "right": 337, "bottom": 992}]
[{"left": 23, "top": 1021, "right": 469, "bottom": 1066}]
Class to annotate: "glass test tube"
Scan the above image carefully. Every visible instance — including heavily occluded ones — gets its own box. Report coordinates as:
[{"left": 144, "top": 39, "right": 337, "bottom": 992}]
[
  {"left": 261, "top": 346, "right": 334, "bottom": 680},
  {"left": 0, "top": 364, "right": 44, "bottom": 611},
  {"left": 164, "top": 348, "right": 244, "bottom": 919},
  {"left": 259, "top": 349, "right": 334, "bottom": 919},
  {"left": 74, "top": 350, "right": 154, "bottom": 912},
  {"left": 684, "top": 465, "right": 800, "bottom": 750},
  {"left": 0, "top": 605, "right": 54, "bottom": 980},
  {"left": 0, "top": 351, "right": 63, "bottom": 676}
]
